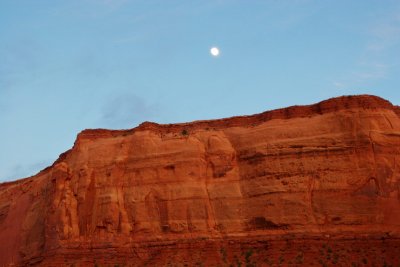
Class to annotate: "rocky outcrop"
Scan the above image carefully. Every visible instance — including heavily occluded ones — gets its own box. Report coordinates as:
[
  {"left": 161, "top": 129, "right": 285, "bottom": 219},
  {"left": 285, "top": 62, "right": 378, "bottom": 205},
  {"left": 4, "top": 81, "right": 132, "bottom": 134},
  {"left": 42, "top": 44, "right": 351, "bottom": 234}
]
[{"left": 1, "top": 95, "right": 400, "bottom": 266}]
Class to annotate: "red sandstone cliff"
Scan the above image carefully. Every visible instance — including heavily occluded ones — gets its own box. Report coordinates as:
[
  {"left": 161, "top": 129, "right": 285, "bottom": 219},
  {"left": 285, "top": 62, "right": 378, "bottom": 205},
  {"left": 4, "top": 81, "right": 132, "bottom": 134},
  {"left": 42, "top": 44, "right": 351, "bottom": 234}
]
[{"left": 1, "top": 95, "right": 400, "bottom": 266}]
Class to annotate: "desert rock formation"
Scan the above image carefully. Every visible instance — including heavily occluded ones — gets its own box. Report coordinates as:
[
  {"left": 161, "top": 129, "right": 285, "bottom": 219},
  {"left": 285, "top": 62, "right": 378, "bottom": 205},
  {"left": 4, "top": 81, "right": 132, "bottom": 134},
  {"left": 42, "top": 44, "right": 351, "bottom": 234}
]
[{"left": 1, "top": 95, "right": 400, "bottom": 266}]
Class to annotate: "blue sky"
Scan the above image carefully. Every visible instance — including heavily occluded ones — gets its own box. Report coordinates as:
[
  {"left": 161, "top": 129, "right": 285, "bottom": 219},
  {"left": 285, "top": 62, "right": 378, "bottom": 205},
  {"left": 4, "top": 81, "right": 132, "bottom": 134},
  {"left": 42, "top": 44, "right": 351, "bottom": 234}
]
[{"left": 1, "top": 0, "right": 400, "bottom": 181}]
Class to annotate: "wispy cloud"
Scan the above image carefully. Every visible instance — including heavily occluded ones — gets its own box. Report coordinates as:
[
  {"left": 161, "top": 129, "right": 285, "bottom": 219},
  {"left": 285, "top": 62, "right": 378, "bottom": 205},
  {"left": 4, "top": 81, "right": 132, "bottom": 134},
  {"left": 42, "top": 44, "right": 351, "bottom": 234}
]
[
  {"left": 333, "top": 62, "right": 389, "bottom": 91},
  {"left": 99, "top": 0, "right": 128, "bottom": 8},
  {"left": 366, "top": 19, "right": 400, "bottom": 53},
  {"left": 369, "top": 20, "right": 400, "bottom": 41},
  {"left": 365, "top": 7, "right": 400, "bottom": 56},
  {"left": 355, "top": 63, "right": 388, "bottom": 80},
  {"left": 47, "top": 0, "right": 130, "bottom": 19},
  {"left": 100, "top": 93, "right": 159, "bottom": 129},
  {"left": 1, "top": 160, "right": 50, "bottom": 182},
  {"left": 0, "top": 37, "right": 41, "bottom": 95},
  {"left": 333, "top": 8, "right": 400, "bottom": 91}
]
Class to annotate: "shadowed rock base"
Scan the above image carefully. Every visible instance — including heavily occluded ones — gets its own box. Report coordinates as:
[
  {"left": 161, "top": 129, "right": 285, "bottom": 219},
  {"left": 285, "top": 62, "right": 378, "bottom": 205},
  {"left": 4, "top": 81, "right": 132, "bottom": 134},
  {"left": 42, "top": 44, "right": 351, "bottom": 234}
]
[{"left": 26, "top": 236, "right": 400, "bottom": 266}]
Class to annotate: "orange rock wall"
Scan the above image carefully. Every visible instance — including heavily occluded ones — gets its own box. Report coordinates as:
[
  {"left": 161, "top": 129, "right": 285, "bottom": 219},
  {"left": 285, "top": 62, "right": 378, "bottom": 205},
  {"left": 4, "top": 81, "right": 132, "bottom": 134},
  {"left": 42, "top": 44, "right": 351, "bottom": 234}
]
[{"left": 1, "top": 95, "right": 400, "bottom": 266}]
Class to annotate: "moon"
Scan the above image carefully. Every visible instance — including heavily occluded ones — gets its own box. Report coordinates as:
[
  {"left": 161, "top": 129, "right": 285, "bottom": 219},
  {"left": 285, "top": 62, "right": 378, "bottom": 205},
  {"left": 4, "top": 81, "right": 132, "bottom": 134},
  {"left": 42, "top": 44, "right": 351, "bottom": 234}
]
[{"left": 210, "top": 47, "right": 220, "bottom": 57}]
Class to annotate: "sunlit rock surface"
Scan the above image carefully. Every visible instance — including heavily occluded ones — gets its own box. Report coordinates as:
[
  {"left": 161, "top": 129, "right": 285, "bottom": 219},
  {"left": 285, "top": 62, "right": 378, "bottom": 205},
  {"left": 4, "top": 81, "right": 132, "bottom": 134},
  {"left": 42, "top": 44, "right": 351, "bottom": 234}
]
[{"left": 1, "top": 95, "right": 400, "bottom": 266}]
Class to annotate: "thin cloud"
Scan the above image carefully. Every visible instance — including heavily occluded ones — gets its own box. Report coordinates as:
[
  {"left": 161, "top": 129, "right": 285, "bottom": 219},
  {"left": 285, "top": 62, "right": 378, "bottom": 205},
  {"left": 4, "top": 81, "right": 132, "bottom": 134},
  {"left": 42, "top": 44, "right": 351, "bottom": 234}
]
[
  {"left": 2, "top": 161, "right": 50, "bottom": 182},
  {"left": 332, "top": 62, "right": 388, "bottom": 91},
  {"left": 48, "top": 0, "right": 129, "bottom": 19},
  {"left": 100, "top": 93, "right": 159, "bottom": 129},
  {"left": 332, "top": 8, "right": 399, "bottom": 91},
  {"left": 100, "top": 0, "right": 128, "bottom": 8},
  {"left": 355, "top": 63, "right": 388, "bottom": 81},
  {"left": 366, "top": 23, "right": 400, "bottom": 52},
  {"left": 333, "top": 81, "right": 345, "bottom": 89},
  {"left": 365, "top": 6, "right": 400, "bottom": 53},
  {"left": 370, "top": 22, "right": 400, "bottom": 40},
  {"left": 0, "top": 37, "right": 41, "bottom": 95}
]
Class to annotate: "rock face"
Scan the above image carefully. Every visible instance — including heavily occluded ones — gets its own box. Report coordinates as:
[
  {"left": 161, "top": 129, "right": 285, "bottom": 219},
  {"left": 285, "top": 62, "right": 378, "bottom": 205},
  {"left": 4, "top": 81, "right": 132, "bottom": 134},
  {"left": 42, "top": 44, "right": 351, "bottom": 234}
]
[{"left": 1, "top": 95, "right": 400, "bottom": 266}]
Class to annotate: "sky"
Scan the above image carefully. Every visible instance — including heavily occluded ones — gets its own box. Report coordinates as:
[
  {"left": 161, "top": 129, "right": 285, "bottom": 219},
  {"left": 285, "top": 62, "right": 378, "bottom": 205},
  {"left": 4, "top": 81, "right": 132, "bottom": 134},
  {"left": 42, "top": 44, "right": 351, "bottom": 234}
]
[{"left": 1, "top": 0, "right": 400, "bottom": 182}]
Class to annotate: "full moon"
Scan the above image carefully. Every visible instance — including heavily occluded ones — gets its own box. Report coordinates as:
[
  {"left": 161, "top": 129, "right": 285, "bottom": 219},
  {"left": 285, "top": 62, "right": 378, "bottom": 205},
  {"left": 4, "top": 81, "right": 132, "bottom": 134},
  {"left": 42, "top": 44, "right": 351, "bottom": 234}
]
[{"left": 210, "top": 47, "right": 220, "bottom": 57}]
